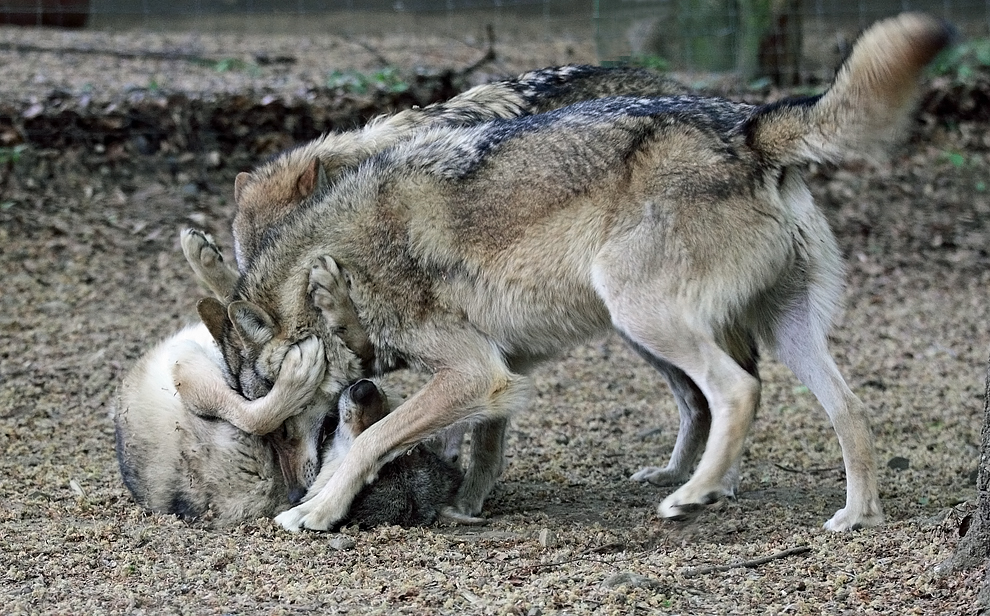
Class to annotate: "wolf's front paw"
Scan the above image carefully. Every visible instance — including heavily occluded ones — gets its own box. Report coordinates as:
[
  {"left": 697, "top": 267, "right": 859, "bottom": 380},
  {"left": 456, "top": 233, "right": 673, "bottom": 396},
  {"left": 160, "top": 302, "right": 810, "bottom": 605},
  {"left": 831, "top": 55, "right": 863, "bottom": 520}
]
[
  {"left": 277, "top": 336, "right": 326, "bottom": 395},
  {"left": 274, "top": 497, "right": 348, "bottom": 532},
  {"left": 309, "top": 256, "right": 349, "bottom": 316},
  {"left": 438, "top": 506, "right": 487, "bottom": 526},
  {"left": 181, "top": 228, "right": 225, "bottom": 269},
  {"left": 657, "top": 482, "right": 728, "bottom": 522},
  {"left": 452, "top": 492, "right": 487, "bottom": 519},
  {"left": 274, "top": 506, "right": 307, "bottom": 533}
]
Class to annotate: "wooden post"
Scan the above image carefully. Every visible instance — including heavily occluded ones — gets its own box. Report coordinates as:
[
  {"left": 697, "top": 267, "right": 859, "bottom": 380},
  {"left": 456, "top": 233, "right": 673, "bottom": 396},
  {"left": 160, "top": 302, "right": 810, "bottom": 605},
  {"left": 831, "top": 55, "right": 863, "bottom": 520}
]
[
  {"left": 939, "top": 350, "right": 990, "bottom": 608},
  {"left": 737, "top": 0, "right": 772, "bottom": 81}
]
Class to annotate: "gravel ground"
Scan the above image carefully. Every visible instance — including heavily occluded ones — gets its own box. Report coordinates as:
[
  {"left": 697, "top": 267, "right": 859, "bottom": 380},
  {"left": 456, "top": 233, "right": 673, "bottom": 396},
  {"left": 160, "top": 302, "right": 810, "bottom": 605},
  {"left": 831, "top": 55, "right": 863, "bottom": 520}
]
[{"left": 0, "top": 25, "right": 988, "bottom": 615}]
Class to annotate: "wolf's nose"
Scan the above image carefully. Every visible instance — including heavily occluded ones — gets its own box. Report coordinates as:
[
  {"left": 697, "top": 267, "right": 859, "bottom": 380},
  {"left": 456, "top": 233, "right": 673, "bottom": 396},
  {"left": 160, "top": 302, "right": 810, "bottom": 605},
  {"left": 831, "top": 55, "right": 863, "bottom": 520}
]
[
  {"left": 348, "top": 379, "right": 379, "bottom": 405},
  {"left": 288, "top": 486, "right": 306, "bottom": 506}
]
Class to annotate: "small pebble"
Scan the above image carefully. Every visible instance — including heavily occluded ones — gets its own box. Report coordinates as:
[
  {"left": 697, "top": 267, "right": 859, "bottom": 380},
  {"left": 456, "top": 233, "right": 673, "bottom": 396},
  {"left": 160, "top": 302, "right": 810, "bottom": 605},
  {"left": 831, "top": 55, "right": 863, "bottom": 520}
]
[
  {"left": 887, "top": 456, "right": 910, "bottom": 471},
  {"left": 329, "top": 535, "right": 356, "bottom": 551},
  {"left": 602, "top": 571, "right": 662, "bottom": 589},
  {"left": 538, "top": 528, "right": 557, "bottom": 548}
]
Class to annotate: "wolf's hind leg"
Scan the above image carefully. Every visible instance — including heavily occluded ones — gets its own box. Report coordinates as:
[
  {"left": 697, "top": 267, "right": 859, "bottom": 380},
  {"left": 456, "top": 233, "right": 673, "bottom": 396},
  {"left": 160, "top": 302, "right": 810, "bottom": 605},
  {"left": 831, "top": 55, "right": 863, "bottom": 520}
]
[
  {"left": 773, "top": 295, "right": 884, "bottom": 531},
  {"left": 622, "top": 333, "right": 745, "bottom": 497},
  {"left": 180, "top": 228, "right": 239, "bottom": 299},
  {"left": 609, "top": 307, "right": 760, "bottom": 522},
  {"left": 455, "top": 417, "right": 509, "bottom": 516}
]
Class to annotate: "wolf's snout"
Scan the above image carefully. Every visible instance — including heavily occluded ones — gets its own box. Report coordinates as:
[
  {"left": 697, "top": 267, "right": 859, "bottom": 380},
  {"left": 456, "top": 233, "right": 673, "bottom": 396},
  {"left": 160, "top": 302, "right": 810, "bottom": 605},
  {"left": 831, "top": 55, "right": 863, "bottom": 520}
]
[
  {"left": 348, "top": 379, "right": 379, "bottom": 405},
  {"left": 288, "top": 486, "right": 307, "bottom": 505}
]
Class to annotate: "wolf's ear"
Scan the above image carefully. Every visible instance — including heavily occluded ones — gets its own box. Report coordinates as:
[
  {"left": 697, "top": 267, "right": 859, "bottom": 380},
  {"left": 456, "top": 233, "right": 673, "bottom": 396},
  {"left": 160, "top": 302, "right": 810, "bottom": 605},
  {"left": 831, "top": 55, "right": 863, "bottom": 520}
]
[
  {"left": 234, "top": 172, "right": 253, "bottom": 205},
  {"left": 228, "top": 300, "right": 276, "bottom": 349},
  {"left": 197, "top": 297, "right": 229, "bottom": 343},
  {"left": 295, "top": 157, "right": 323, "bottom": 200}
]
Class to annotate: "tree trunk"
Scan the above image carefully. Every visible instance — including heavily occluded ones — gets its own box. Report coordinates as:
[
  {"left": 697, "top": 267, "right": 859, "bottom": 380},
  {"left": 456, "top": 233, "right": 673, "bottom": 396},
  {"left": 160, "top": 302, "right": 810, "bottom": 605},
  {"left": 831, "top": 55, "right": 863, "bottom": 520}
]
[{"left": 941, "top": 351, "right": 990, "bottom": 609}]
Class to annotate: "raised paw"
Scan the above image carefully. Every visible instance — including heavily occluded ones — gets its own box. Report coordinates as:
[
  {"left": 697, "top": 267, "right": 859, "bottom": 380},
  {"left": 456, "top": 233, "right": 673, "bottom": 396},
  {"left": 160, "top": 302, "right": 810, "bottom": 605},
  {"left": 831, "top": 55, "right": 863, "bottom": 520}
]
[
  {"left": 308, "top": 255, "right": 375, "bottom": 366},
  {"left": 181, "top": 228, "right": 224, "bottom": 269},
  {"left": 180, "top": 227, "right": 238, "bottom": 298},
  {"left": 277, "top": 336, "right": 326, "bottom": 394},
  {"left": 309, "top": 255, "right": 349, "bottom": 315}
]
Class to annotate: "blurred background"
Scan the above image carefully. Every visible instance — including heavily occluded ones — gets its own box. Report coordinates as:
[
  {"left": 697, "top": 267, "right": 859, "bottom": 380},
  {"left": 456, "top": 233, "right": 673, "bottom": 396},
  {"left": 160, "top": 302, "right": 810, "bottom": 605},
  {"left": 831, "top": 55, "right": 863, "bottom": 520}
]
[
  {"left": 3, "top": 0, "right": 989, "bottom": 81},
  {"left": 2, "top": 1, "right": 988, "bottom": 183}
]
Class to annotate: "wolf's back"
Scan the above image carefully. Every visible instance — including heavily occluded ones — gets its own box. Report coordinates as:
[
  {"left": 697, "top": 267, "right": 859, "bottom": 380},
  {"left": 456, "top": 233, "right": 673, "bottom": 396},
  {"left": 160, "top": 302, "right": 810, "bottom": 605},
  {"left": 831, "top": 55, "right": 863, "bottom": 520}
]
[{"left": 747, "top": 12, "right": 953, "bottom": 165}]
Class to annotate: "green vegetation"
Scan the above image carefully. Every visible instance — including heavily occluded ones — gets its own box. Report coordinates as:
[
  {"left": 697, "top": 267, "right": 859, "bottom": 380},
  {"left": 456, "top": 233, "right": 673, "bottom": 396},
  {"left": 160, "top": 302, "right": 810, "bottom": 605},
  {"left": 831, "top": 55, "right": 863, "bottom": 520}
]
[
  {"left": 326, "top": 67, "right": 410, "bottom": 95},
  {"left": 602, "top": 54, "right": 670, "bottom": 72},
  {"left": 0, "top": 144, "right": 27, "bottom": 165},
  {"left": 930, "top": 39, "right": 990, "bottom": 82}
]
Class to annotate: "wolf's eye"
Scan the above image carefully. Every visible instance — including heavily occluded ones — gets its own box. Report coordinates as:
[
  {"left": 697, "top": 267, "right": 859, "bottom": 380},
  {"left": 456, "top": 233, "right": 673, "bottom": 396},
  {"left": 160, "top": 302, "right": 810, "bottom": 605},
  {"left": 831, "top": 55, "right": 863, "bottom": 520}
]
[{"left": 318, "top": 411, "right": 340, "bottom": 447}]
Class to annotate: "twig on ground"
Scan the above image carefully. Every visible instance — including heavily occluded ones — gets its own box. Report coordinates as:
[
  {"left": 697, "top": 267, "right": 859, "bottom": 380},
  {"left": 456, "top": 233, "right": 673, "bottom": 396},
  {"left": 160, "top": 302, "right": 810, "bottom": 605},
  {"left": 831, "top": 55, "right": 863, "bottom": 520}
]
[
  {"left": 0, "top": 42, "right": 213, "bottom": 64},
  {"left": 635, "top": 426, "right": 663, "bottom": 440},
  {"left": 504, "top": 542, "right": 630, "bottom": 575},
  {"left": 680, "top": 545, "right": 811, "bottom": 578},
  {"left": 773, "top": 462, "right": 842, "bottom": 474},
  {"left": 342, "top": 36, "right": 393, "bottom": 67},
  {"left": 453, "top": 24, "right": 497, "bottom": 78}
]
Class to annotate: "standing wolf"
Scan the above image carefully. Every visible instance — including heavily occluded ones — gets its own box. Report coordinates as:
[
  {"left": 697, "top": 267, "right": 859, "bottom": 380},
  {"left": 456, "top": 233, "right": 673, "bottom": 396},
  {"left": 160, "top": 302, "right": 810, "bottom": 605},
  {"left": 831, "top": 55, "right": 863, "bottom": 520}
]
[
  {"left": 195, "top": 65, "right": 718, "bottom": 498},
  {"left": 202, "top": 13, "right": 952, "bottom": 533}
]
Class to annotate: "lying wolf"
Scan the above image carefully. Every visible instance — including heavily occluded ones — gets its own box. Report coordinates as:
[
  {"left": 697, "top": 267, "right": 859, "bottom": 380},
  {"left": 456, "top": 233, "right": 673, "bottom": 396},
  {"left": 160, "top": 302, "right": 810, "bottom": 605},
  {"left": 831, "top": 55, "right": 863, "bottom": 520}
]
[
  {"left": 112, "top": 324, "right": 326, "bottom": 520},
  {"left": 113, "top": 323, "right": 470, "bottom": 527},
  {"left": 202, "top": 13, "right": 953, "bottom": 533}
]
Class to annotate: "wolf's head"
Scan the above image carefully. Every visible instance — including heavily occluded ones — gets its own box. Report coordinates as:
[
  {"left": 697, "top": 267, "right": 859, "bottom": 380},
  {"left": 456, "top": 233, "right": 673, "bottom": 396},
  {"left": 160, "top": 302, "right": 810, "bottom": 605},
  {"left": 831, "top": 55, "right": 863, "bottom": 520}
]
[
  {"left": 232, "top": 155, "right": 325, "bottom": 270},
  {"left": 196, "top": 295, "right": 364, "bottom": 502}
]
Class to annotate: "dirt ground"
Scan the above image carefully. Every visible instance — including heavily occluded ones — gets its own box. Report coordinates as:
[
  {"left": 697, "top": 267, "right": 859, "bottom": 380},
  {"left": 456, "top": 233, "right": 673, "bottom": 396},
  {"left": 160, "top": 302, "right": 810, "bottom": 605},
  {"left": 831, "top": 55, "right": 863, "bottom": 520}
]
[{"left": 0, "top": 24, "right": 988, "bottom": 615}]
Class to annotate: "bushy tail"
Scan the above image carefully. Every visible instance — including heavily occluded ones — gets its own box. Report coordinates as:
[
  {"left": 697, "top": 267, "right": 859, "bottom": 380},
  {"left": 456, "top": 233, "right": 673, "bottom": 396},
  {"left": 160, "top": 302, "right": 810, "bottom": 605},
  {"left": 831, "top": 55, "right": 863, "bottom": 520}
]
[{"left": 747, "top": 12, "right": 954, "bottom": 165}]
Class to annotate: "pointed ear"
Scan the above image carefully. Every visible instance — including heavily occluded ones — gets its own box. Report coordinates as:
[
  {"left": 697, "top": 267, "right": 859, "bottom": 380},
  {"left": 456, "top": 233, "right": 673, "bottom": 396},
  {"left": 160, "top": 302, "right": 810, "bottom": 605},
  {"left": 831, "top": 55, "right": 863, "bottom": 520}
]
[
  {"left": 234, "top": 172, "right": 252, "bottom": 205},
  {"left": 227, "top": 300, "right": 276, "bottom": 349},
  {"left": 196, "top": 297, "right": 229, "bottom": 344},
  {"left": 295, "top": 158, "right": 322, "bottom": 199},
  {"left": 316, "top": 160, "right": 329, "bottom": 191}
]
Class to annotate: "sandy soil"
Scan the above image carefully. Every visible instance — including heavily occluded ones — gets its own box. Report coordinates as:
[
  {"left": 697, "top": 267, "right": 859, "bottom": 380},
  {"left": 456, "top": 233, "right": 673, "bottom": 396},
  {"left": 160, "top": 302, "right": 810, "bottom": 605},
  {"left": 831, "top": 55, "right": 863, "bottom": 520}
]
[{"left": 0, "top": 25, "right": 988, "bottom": 615}]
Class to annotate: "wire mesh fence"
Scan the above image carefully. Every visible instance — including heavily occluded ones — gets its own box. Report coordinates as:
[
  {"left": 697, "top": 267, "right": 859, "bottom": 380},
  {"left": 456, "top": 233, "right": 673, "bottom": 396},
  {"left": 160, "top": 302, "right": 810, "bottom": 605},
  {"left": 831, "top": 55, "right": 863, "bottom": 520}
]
[
  {"left": 4, "top": 1, "right": 990, "bottom": 81},
  {"left": 2, "top": 0, "right": 988, "bottom": 174},
  {"left": 595, "top": 0, "right": 990, "bottom": 84}
]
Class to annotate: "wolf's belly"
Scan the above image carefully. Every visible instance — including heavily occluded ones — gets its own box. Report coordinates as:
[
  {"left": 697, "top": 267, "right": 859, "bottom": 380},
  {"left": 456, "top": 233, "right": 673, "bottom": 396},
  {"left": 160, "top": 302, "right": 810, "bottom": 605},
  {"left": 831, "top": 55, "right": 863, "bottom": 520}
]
[{"left": 454, "top": 273, "right": 613, "bottom": 362}]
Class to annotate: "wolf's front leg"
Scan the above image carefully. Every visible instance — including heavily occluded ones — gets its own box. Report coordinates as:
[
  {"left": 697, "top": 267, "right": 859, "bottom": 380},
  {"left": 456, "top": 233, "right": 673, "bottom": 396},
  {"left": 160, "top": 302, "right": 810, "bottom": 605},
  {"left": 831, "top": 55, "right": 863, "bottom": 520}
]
[
  {"left": 173, "top": 336, "right": 326, "bottom": 434},
  {"left": 180, "top": 228, "right": 239, "bottom": 299},
  {"left": 275, "top": 359, "right": 532, "bottom": 532},
  {"left": 309, "top": 256, "right": 375, "bottom": 367}
]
